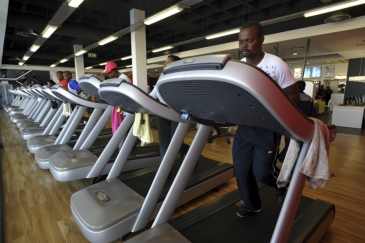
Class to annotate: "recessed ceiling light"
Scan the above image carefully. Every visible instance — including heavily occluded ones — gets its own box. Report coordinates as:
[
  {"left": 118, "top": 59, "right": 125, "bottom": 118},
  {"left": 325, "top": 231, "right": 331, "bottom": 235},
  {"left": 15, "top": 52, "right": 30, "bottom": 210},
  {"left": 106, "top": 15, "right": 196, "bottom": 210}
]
[
  {"left": 307, "top": 63, "right": 309, "bottom": 64},
  {"left": 327, "top": 61, "right": 329, "bottom": 63},
  {"left": 293, "top": 53, "right": 298, "bottom": 56}
]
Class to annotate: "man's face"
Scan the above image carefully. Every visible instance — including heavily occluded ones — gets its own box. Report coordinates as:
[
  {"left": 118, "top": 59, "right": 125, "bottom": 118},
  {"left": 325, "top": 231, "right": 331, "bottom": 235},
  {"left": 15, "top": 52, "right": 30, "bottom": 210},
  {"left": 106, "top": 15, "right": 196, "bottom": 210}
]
[
  {"left": 108, "top": 69, "right": 118, "bottom": 79},
  {"left": 56, "top": 72, "right": 64, "bottom": 81},
  {"left": 164, "top": 57, "right": 174, "bottom": 69},
  {"left": 238, "top": 27, "right": 264, "bottom": 59},
  {"left": 64, "top": 73, "right": 72, "bottom": 81}
]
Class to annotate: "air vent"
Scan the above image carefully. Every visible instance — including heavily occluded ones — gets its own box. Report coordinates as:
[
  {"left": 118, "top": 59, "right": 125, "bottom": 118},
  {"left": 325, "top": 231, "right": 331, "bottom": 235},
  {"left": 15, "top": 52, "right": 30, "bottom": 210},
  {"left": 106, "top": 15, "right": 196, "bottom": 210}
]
[
  {"left": 16, "top": 28, "right": 38, "bottom": 37},
  {"left": 8, "top": 56, "right": 20, "bottom": 61},
  {"left": 324, "top": 12, "right": 351, "bottom": 23}
]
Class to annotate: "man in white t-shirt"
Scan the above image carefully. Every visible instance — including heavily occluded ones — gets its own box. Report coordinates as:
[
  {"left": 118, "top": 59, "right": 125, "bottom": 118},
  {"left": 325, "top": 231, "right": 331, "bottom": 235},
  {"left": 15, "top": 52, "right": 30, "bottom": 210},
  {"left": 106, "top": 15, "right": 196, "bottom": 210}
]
[{"left": 234, "top": 21, "right": 300, "bottom": 218}]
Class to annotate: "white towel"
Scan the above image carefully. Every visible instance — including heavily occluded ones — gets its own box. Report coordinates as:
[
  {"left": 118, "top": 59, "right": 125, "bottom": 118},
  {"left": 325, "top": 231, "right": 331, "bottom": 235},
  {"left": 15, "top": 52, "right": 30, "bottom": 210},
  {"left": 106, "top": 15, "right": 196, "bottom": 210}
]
[
  {"left": 277, "top": 139, "right": 300, "bottom": 188},
  {"left": 299, "top": 118, "right": 331, "bottom": 189},
  {"left": 62, "top": 103, "right": 72, "bottom": 117},
  {"left": 277, "top": 118, "right": 331, "bottom": 189},
  {"left": 133, "top": 113, "right": 153, "bottom": 146}
]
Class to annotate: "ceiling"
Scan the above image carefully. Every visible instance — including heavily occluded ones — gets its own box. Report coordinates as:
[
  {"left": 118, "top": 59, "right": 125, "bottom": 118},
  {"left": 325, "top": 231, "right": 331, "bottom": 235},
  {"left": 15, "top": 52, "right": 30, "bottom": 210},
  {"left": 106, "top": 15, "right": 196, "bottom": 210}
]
[{"left": 2, "top": 0, "right": 365, "bottom": 76}]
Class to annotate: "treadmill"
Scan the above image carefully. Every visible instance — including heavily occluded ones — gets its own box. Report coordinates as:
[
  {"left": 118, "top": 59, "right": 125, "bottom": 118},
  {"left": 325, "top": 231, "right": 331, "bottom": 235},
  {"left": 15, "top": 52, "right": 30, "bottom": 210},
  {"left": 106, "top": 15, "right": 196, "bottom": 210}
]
[
  {"left": 35, "top": 84, "right": 112, "bottom": 169},
  {"left": 25, "top": 85, "right": 93, "bottom": 153},
  {"left": 70, "top": 79, "right": 234, "bottom": 243},
  {"left": 3, "top": 89, "right": 21, "bottom": 112},
  {"left": 16, "top": 85, "right": 59, "bottom": 129},
  {"left": 47, "top": 75, "right": 161, "bottom": 181},
  {"left": 19, "top": 85, "right": 87, "bottom": 140},
  {"left": 9, "top": 87, "right": 36, "bottom": 119},
  {"left": 11, "top": 85, "right": 46, "bottom": 122},
  {"left": 5, "top": 88, "right": 24, "bottom": 113},
  {"left": 125, "top": 55, "right": 337, "bottom": 243}
]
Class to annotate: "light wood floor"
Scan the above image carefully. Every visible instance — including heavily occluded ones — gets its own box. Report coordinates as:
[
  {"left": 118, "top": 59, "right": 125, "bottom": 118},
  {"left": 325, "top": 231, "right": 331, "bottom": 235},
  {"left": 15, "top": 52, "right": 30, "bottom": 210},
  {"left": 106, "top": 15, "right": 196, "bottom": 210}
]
[{"left": 1, "top": 109, "right": 365, "bottom": 243}]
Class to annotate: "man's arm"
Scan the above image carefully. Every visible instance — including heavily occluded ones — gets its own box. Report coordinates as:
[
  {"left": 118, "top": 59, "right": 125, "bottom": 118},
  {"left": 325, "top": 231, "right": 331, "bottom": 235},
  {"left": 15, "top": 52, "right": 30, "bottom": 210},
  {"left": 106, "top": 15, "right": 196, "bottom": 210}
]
[
  {"left": 77, "top": 88, "right": 82, "bottom": 95},
  {"left": 283, "top": 83, "right": 300, "bottom": 104}
]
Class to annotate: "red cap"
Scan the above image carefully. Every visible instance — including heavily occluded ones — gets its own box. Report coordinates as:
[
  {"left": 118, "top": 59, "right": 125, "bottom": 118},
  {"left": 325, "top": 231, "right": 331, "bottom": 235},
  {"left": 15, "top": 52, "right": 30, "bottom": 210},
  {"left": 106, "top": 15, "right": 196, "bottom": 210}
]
[{"left": 103, "top": 61, "right": 118, "bottom": 74}]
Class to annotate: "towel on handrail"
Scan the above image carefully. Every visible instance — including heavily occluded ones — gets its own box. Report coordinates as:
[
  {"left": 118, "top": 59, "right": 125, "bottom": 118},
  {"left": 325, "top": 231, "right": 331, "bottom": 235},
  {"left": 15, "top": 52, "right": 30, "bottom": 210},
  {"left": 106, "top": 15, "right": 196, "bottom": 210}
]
[
  {"left": 277, "top": 118, "right": 331, "bottom": 189},
  {"left": 62, "top": 103, "right": 72, "bottom": 117},
  {"left": 133, "top": 113, "right": 153, "bottom": 146}
]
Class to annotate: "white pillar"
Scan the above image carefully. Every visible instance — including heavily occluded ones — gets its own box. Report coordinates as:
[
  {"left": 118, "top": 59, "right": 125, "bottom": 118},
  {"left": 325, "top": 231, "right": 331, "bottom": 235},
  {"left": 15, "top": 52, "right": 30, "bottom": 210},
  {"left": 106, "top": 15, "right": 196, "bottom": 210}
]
[
  {"left": 50, "top": 71, "right": 58, "bottom": 83},
  {"left": 130, "top": 9, "right": 147, "bottom": 92},
  {"left": 74, "top": 44, "right": 85, "bottom": 81}
]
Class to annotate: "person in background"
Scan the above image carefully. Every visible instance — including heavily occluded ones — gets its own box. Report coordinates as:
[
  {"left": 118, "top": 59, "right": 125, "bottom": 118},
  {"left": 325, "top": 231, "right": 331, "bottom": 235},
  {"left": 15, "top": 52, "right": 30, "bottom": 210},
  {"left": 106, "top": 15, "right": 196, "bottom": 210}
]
[
  {"left": 47, "top": 80, "right": 56, "bottom": 88},
  {"left": 22, "top": 80, "right": 30, "bottom": 88},
  {"left": 102, "top": 61, "right": 131, "bottom": 135},
  {"left": 56, "top": 71, "right": 68, "bottom": 89},
  {"left": 278, "top": 80, "right": 315, "bottom": 163},
  {"left": 326, "top": 86, "right": 332, "bottom": 105},
  {"left": 317, "top": 84, "right": 326, "bottom": 102},
  {"left": 149, "top": 55, "right": 190, "bottom": 161},
  {"left": 63, "top": 71, "right": 82, "bottom": 95},
  {"left": 233, "top": 21, "right": 300, "bottom": 218}
]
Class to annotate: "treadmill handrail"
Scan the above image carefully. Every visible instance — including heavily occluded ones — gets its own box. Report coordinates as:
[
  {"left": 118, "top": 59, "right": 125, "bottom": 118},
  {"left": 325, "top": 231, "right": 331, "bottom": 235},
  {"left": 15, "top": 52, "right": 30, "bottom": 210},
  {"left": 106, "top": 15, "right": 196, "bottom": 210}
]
[
  {"left": 52, "top": 86, "right": 108, "bottom": 109},
  {"left": 99, "top": 81, "right": 184, "bottom": 122}
]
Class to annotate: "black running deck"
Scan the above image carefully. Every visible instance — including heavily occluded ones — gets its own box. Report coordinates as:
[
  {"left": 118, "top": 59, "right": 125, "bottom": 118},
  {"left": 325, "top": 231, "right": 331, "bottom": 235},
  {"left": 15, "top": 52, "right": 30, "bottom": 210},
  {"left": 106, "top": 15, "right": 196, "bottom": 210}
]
[{"left": 169, "top": 186, "right": 314, "bottom": 243}]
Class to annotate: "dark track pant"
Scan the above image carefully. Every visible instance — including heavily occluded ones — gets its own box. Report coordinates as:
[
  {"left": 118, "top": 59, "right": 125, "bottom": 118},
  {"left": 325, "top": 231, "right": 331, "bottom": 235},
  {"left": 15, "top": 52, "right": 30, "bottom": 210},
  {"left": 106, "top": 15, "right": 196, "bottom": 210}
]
[
  {"left": 157, "top": 117, "right": 190, "bottom": 161},
  {"left": 232, "top": 125, "right": 281, "bottom": 210}
]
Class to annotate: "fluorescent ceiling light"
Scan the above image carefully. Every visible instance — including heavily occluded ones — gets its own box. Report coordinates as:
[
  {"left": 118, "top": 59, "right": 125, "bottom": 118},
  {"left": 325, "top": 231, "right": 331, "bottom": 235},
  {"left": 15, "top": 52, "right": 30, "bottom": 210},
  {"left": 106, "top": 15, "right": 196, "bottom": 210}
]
[
  {"left": 144, "top": 5, "right": 183, "bottom": 25},
  {"left": 18, "top": 62, "right": 24, "bottom": 66},
  {"left": 206, "top": 29, "right": 240, "bottom": 40},
  {"left": 42, "top": 25, "right": 58, "bottom": 38},
  {"left": 75, "top": 50, "right": 87, "bottom": 56},
  {"left": 23, "top": 55, "right": 30, "bottom": 60},
  {"left": 152, "top": 45, "right": 174, "bottom": 53},
  {"left": 126, "top": 65, "right": 132, "bottom": 68},
  {"left": 85, "top": 66, "right": 93, "bottom": 69},
  {"left": 60, "top": 59, "right": 68, "bottom": 63},
  {"left": 30, "top": 44, "right": 40, "bottom": 52},
  {"left": 68, "top": 0, "right": 84, "bottom": 8},
  {"left": 121, "top": 55, "right": 132, "bottom": 60},
  {"left": 98, "top": 36, "right": 118, "bottom": 45},
  {"left": 50, "top": 64, "right": 57, "bottom": 67},
  {"left": 99, "top": 62, "right": 107, "bottom": 66},
  {"left": 304, "top": 0, "right": 365, "bottom": 17}
]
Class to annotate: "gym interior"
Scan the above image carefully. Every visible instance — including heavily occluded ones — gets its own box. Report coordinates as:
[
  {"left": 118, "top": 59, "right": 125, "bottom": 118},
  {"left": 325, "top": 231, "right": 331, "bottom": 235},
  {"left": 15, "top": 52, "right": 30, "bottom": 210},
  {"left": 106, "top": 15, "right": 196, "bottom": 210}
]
[{"left": 1, "top": 0, "right": 365, "bottom": 242}]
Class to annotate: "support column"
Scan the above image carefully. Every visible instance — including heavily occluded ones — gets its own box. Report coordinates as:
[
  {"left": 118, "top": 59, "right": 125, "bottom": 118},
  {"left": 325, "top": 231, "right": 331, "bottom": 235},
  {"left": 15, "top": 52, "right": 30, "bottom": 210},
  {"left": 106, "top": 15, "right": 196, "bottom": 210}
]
[
  {"left": 50, "top": 71, "right": 58, "bottom": 83},
  {"left": 74, "top": 44, "right": 85, "bottom": 81},
  {"left": 130, "top": 9, "right": 147, "bottom": 92}
]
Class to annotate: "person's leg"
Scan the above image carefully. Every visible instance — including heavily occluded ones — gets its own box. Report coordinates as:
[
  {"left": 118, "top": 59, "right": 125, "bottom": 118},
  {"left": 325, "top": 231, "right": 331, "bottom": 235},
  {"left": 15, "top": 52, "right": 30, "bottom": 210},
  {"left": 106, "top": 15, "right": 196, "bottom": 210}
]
[
  {"left": 278, "top": 136, "right": 290, "bottom": 162},
  {"left": 170, "top": 120, "right": 190, "bottom": 155},
  {"left": 233, "top": 125, "right": 261, "bottom": 211},
  {"left": 251, "top": 130, "right": 286, "bottom": 202},
  {"left": 157, "top": 117, "right": 172, "bottom": 160}
]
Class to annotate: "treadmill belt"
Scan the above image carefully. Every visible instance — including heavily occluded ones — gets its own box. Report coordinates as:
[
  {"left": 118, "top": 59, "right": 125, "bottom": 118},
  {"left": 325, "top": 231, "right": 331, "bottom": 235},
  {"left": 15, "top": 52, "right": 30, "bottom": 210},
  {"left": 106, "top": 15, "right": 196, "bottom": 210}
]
[
  {"left": 121, "top": 157, "right": 232, "bottom": 202},
  {"left": 171, "top": 186, "right": 314, "bottom": 243},
  {"left": 91, "top": 145, "right": 160, "bottom": 161}
]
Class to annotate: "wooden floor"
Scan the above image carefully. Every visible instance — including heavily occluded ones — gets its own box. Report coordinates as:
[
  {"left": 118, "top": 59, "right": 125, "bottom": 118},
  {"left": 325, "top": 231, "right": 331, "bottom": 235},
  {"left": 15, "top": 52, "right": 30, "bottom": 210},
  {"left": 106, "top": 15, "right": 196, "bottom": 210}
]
[{"left": 1, "top": 109, "right": 365, "bottom": 243}]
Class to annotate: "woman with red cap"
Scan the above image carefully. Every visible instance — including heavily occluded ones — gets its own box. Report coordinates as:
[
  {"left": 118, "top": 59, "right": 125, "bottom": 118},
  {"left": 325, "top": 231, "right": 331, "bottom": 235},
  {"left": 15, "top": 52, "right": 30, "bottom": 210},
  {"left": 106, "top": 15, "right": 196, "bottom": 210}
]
[{"left": 103, "top": 61, "right": 131, "bottom": 135}]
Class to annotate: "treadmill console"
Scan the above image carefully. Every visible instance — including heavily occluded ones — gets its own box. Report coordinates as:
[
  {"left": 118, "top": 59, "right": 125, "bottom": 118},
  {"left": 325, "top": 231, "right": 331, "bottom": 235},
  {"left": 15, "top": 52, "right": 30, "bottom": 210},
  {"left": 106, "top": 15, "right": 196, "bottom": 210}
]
[
  {"left": 100, "top": 78, "right": 126, "bottom": 87},
  {"left": 163, "top": 54, "right": 232, "bottom": 75}
]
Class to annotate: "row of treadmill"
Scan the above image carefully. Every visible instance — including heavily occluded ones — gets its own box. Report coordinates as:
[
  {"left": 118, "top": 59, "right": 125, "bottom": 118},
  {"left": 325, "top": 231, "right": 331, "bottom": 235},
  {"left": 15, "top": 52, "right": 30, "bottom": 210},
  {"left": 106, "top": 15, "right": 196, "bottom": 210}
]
[{"left": 4, "top": 55, "right": 337, "bottom": 243}]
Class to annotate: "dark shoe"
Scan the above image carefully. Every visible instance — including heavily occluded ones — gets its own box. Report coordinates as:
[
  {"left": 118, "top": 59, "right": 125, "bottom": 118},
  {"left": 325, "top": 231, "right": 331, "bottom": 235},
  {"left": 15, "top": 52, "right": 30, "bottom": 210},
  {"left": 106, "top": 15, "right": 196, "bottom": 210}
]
[
  {"left": 236, "top": 206, "right": 262, "bottom": 218},
  {"left": 277, "top": 187, "right": 287, "bottom": 204}
]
